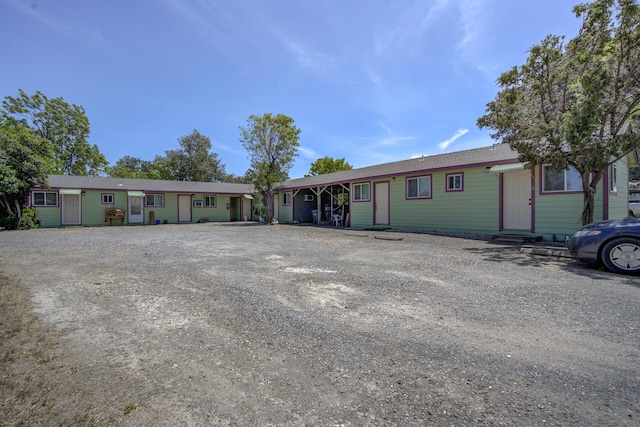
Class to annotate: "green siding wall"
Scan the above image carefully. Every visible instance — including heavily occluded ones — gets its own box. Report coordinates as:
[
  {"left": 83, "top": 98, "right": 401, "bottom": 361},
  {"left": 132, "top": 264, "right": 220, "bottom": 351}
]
[
  {"left": 84, "top": 190, "right": 128, "bottom": 226},
  {"left": 608, "top": 157, "right": 630, "bottom": 219},
  {"left": 279, "top": 195, "right": 293, "bottom": 223},
  {"left": 532, "top": 157, "right": 630, "bottom": 240},
  {"left": 274, "top": 157, "right": 634, "bottom": 241},
  {"left": 34, "top": 190, "right": 248, "bottom": 228},
  {"left": 350, "top": 168, "right": 500, "bottom": 234},
  {"left": 35, "top": 205, "right": 61, "bottom": 228}
]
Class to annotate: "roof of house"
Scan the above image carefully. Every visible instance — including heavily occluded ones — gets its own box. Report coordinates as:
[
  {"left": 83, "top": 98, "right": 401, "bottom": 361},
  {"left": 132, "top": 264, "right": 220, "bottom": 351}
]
[
  {"left": 44, "top": 175, "right": 254, "bottom": 195},
  {"left": 280, "top": 143, "right": 520, "bottom": 189}
]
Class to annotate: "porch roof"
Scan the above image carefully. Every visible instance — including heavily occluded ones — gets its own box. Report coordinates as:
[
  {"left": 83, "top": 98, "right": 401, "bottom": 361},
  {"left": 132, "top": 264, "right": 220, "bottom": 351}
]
[{"left": 280, "top": 143, "right": 520, "bottom": 190}]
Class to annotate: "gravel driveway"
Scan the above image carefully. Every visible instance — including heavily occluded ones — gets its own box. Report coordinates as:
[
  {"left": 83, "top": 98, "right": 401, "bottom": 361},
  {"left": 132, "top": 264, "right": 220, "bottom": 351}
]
[{"left": 1, "top": 223, "right": 638, "bottom": 426}]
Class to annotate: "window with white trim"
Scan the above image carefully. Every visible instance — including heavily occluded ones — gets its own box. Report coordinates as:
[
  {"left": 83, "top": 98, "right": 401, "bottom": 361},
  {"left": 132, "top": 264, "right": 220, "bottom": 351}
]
[
  {"left": 282, "top": 192, "right": 292, "bottom": 206},
  {"left": 542, "top": 165, "right": 582, "bottom": 192},
  {"left": 353, "top": 183, "right": 370, "bottom": 201},
  {"left": 32, "top": 191, "right": 58, "bottom": 206},
  {"left": 146, "top": 194, "right": 164, "bottom": 206},
  {"left": 101, "top": 193, "right": 114, "bottom": 204},
  {"left": 407, "top": 176, "right": 431, "bottom": 198},
  {"left": 204, "top": 195, "right": 216, "bottom": 207},
  {"left": 446, "top": 173, "right": 463, "bottom": 191}
]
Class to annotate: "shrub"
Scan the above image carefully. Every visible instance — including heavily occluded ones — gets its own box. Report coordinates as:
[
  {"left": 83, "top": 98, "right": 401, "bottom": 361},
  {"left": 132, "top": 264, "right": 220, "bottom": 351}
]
[
  {"left": 0, "top": 214, "right": 18, "bottom": 230},
  {"left": 1, "top": 207, "right": 40, "bottom": 230},
  {"left": 17, "top": 207, "right": 40, "bottom": 230}
]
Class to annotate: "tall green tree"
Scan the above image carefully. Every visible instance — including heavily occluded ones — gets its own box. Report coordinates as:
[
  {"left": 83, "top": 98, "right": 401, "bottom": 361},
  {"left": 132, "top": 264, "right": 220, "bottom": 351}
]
[
  {"left": 0, "top": 118, "right": 51, "bottom": 218},
  {"left": 156, "top": 129, "right": 226, "bottom": 182},
  {"left": 2, "top": 89, "right": 107, "bottom": 175},
  {"left": 105, "top": 155, "right": 162, "bottom": 179},
  {"left": 477, "top": 0, "right": 640, "bottom": 225},
  {"left": 222, "top": 172, "right": 252, "bottom": 184},
  {"left": 306, "top": 156, "right": 353, "bottom": 177},
  {"left": 239, "top": 113, "right": 301, "bottom": 223}
]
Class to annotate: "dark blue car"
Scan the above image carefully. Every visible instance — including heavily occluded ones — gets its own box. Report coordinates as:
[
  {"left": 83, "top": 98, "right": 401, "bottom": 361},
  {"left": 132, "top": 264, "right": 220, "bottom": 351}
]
[{"left": 567, "top": 217, "right": 640, "bottom": 275}]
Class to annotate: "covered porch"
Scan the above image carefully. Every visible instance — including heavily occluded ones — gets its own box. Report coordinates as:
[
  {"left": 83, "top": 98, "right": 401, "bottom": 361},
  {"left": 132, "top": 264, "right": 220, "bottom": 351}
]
[{"left": 291, "top": 184, "right": 350, "bottom": 227}]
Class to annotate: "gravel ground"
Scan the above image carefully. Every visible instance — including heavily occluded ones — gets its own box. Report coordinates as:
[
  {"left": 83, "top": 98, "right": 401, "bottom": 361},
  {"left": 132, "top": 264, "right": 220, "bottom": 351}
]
[{"left": 1, "top": 223, "right": 639, "bottom": 426}]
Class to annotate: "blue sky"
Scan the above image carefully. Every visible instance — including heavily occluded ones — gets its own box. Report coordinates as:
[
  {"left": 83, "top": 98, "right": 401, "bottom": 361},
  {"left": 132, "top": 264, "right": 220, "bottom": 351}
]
[{"left": 1, "top": 0, "right": 581, "bottom": 179}]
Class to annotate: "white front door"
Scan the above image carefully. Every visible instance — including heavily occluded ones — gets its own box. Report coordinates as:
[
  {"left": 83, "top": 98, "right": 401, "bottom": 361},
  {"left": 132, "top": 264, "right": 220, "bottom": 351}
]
[
  {"left": 178, "top": 195, "right": 191, "bottom": 222},
  {"left": 128, "top": 196, "right": 144, "bottom": 223},
  {"left": 503, "top": 169, "right": 532, "bottom": 230},
  {"left": 61, "top": 194, "right": 81, "bottom": 225},
  {"left": 374, "top": 182, "right": 390, "bottom": 225}
]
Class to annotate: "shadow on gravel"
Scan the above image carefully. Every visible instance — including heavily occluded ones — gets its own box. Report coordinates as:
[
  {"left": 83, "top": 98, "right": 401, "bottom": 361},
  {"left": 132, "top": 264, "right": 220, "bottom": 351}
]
[{"left": 465, "top": 243, "right": 640, "bottom": 287}]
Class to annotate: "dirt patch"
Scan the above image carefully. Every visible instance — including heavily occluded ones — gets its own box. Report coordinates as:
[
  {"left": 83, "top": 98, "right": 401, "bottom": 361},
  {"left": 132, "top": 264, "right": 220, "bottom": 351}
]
[
  {"left": 1, "top": 224, "right": 639, "bottom": 425},
  {"left": 0, "top": 273, "right": 123, "bottom": 425}
]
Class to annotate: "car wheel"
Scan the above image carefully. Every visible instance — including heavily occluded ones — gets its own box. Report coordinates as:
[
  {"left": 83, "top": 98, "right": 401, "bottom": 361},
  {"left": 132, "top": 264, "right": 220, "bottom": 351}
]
[{"left": 601, "top": 238, "right": 640, "bottom": 275}]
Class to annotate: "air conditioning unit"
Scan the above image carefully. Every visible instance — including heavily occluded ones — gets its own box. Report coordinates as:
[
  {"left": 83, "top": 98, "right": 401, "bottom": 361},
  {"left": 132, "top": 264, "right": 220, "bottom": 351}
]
[{"left": 304, "top": 194, "right": 314, "bottom": 202}]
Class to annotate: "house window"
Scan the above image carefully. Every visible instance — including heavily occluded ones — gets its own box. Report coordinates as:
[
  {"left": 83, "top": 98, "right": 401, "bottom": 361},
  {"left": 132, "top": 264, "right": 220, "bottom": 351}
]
[
  {"left": 446, "top": 173, "right": 463, "bottom": 192},
  {"left": 609, "top": 163, "right": 617, "bottom": 193},
  {"left": 542, "top": 165, "right": 582, "bottom": 192},
  {"left": 32, "top": 191, "right": 58, "bottom": 206},
  {"left": 282, "top": 192, "right": 292, "bottom": 206},
  {"left": 407, "top": 176, "right": 431, "bottom": 199},
  {"left": 353, "top": 182, "right": 370, "bottom": 201},
  {"left": 146, "top": 194, "right": 164, "bottom": 207},
  {"left": 204, "top": 195, "right": 216, "bottom": 207},
  {"left": 101, "top": 193, "right": 114, "bottom": 204}
]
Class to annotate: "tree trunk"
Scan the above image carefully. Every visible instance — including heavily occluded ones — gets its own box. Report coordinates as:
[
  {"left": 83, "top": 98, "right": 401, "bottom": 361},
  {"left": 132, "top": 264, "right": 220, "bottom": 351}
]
[
  {"left": 263, "top": 190, "right": 274, "bottom": 224},
  {"left": 581, "top": 188, "right": 595, "bottom": 226},
  {"left": 580, "top": 171, "right": 603, "bottom": 226},
  {"left": 0, "top": 195, "right": 16, "bottom": 216}
]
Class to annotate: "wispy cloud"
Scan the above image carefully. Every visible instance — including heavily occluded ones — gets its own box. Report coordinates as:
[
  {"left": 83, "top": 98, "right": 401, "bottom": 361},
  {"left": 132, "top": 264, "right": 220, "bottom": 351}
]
[
  {"left": 371, "top": 123, "right": 418, "bottom": 147},
  {"left": 373, "top": 0, "right": 451, "bottom": 56},
  {"left": 455, "top": 0, "right": 510, "bottom": 81},
  {"left": 438, "top": 129, "right": 469, "bottom": 150},
  {"left": 297, "top": 146, "right": 318, "bottom": 159},
  {"left": 4, "top": 0, "right": 113, "bottom": 49}
]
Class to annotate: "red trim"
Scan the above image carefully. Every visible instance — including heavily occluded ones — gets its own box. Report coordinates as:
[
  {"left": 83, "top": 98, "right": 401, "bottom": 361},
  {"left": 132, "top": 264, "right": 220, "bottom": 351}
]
[
  {"left": 31, "top": 190, "right": 59, "bottom": 207},
  {"left": 405, "top": 174, "right": 432, "bottom": 200},
  {"left": 373, "top": 181, "right": 391, "bottom": 225},
  {"left": 498, "top": 169, "right": 535, "bottom": 233},
  {"left": 352, "top": 182, "right": 371, "bottom": 202},
  {"left": 538, "top": 165, "right": 582, "bottom": 195},
  {"left": 101, "top": 193, "right": 115, "bottom": 204},
  {"left": 279, "top": 159, "right": 521, "bottom": 191},
  {"left": 530, "top": 170, "right": 535, "bottom": 233},
  {"left": 445, "top": 172, "right": 464, "bottom": 192},
  {"left": 498, "top": 174, "right": 504, "bottom": 231},
  {"left": 177, "top": 194, "right": 192, "bottom": 222}
]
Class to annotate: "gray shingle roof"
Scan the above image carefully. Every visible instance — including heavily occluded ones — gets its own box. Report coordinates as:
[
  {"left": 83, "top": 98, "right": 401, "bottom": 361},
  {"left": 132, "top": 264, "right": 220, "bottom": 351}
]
[
  {"left": 45, "top": 175, "right": 254, "bottom": 194},
  {"left": 280, "top": 143, "right": 519, "bottom": 189}
]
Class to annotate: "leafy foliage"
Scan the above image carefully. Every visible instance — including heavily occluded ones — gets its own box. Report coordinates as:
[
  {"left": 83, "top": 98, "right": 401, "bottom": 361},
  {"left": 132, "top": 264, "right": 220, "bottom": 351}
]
[
  {"left": 106, "top": 130, "right": 226, "bottom": 182},
  {"left": 631, "top": 166, "right": 640, "bottom": 180},
  {"left": 15, "top": 206, "right": 40, "bottom": 230},
  {"left": 0, "top": 120, "right": 51, "bottom": 219},
  {"left": 105, "top": 156, "right": 162, "bottom": 179},
  {"left": 157, "top": 130, "right": 226, "bottom": 182},
  {"left": 2, "top": 89, "right": 107, "bottom": 176},
  {"left": 477, "top": 0, "right": 640, "bottom": 225},
  {"left": 239, "top": 113, "right": 300, "bottom": 223},
  {"left": 306, "top": 156, "right": 353, "bottom": 176},
  {"left": 222, "top": 172, "right": 252, "bottom": 184}
]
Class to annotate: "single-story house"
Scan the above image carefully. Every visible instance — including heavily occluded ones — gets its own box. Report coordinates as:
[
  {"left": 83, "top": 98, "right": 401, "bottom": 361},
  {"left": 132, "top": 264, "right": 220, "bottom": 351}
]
[
  {"left": 273, "top": 144, "right": 639, "bottom": 241},
  {"left": 31, "top": 175, "right": 255, "bottom": 228}
]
